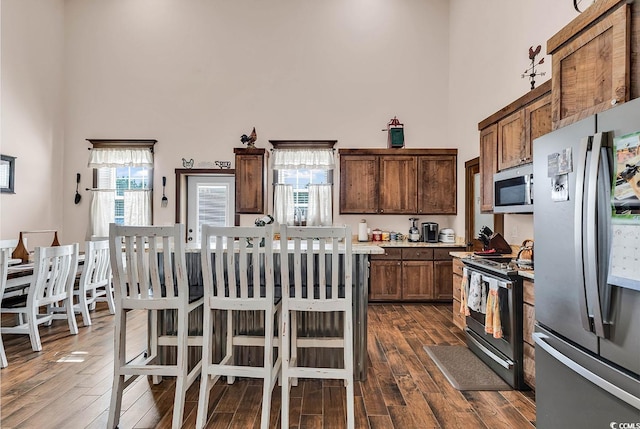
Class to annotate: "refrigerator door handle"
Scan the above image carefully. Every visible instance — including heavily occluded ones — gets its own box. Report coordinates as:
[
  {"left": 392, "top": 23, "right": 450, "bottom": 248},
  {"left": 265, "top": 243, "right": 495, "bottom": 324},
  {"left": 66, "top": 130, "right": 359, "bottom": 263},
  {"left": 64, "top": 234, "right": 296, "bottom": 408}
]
[
  {"left": 574, "top": 136, "right": 593, "bottom": 332},
  {"left": 533, "top": 332, "right": 640, "bottom": 410},
  {"left": 585, "top": 133, "right": 608, "bottom": 338}
]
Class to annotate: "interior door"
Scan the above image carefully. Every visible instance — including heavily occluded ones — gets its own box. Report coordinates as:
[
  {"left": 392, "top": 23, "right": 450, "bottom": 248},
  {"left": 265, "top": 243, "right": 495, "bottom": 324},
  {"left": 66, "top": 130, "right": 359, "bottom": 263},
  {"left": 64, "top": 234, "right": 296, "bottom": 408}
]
[
  {"left": 465, "top": 158, "right": 500, "bottom": 251},
  {"left": 187, "top": 175, "right": 234, "bottom": 245}
]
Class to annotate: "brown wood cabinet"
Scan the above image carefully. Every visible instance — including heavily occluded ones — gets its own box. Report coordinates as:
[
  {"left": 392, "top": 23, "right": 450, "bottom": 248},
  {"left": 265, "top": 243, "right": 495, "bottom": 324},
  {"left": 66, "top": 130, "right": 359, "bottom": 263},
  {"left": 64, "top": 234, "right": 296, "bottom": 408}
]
[
  {"left": 522, "top": 278, "right": 536, "bottom": 389},
  {"left": 379, "top": 156, "right": 417, "bottom": 214},
  {"left": 417, "top": 156, "right": 457, "bottom": 214},
  {"left": 479, "top": 124, "right": 498, "bottom": 213},
  {"left": 234, "top": 148, "right": 265, "bottom": 214},
  {"left": 478, "top": 80, "right": 551, "bottom": 212},
  {"left": 451, "top": 256, "right": 466, "bottom": 330},
  {"left": 339, "top": 149, "right": 457, "bottom": 215},
  {"left": 548, "top": 0, "right": 632, "bottom": 129},
  {"left": 497, "top": 110, "right": 525, "bottom": 171},
  {"left": 369, "top": 248, "right": 402, "bottom": 301},
  {"left": 339, "top": 155, "right": 378, "bottom": 214},
  {"left": 370, "top": 246, "right": 463, "bottom": 302}
]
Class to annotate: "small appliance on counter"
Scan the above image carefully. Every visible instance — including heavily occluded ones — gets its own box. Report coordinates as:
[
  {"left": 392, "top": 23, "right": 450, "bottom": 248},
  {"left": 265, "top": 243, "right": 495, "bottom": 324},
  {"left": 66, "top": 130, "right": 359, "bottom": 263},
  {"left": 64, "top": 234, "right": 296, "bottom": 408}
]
[
  {"left": 422, "top": 222, "right": 439, "bottom": 242},
  {"left": 408, "top": 218, "right": 421, "bottom": 242},
  {"left": 515, "top": 239, "right": 534, "bottom": 268},
  {"left": 438, "top": 228, "right": 455, "bottom": 243}
]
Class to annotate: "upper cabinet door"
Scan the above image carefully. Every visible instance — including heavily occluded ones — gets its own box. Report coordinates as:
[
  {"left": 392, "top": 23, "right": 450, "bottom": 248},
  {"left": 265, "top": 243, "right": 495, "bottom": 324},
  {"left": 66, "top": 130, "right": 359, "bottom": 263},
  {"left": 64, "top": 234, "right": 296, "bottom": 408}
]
[
  {"left": 379, "top": 156, "right": 417, "bottom": 214},
  {"left": 497, "top": 110, "right": 526, "bottom": 171},
  {"left": 525, "top": 93, "right": 552, "bottom": 155},
  {"left": 417, "top": 155, "right": 457, "bottom": 214},
  {"left": 480, "top": 123, "right": 498, "bottom": 213},
  {"left": 234, "top": 148, "right": 265, "bottom": 214},
  {"left": 339, "top": 155, "right": 379, "bottom": 214},
  {"left": 548, "top": 1, "right": 631, "bottom": 129}
]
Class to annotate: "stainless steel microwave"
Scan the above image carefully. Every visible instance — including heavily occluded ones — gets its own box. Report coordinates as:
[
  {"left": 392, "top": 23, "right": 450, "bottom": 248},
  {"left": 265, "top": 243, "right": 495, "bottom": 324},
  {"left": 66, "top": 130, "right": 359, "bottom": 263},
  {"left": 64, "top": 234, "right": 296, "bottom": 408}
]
[{"left": 493, "top": 164, "right": 533, "bottom": 213}]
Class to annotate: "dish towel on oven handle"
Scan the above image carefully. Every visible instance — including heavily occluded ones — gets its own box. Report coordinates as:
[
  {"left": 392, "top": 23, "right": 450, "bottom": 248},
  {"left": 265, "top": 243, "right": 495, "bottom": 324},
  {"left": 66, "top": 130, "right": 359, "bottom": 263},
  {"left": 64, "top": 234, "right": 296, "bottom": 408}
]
[
  {"left": 460, "top": 268, "right": 470, "bottom": 316},
  {"left": 485, "top": 278, "right": 503, "bottom": 339},
  {"left": 467, "top": 272, "right": 485, "bottom": 314}
]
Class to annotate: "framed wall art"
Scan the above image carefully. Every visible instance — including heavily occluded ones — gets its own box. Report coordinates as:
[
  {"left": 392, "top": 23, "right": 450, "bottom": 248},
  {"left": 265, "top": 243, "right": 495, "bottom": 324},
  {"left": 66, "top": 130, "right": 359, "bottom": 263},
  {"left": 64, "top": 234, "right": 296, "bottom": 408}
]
[{"left": 1, "top": 155, "right": 16, "bottom": 193}]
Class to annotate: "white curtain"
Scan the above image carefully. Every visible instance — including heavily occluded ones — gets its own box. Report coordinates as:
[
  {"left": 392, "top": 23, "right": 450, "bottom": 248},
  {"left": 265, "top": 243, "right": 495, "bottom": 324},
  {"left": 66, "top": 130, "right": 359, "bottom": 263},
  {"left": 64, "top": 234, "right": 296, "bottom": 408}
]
[
  {"left": 124, "top": 190, "right": 152, "bottom": 226},
  {"left": 90, "top": 191, "right": 115, "bottom": 237},
  {"left": 273, "top": 184, "right": 294, "bottom": 226},
  {"left": 88, "top": 148, "right": 153, "bottom": 168},
  {"left": 272, "top": 149, "right": 335, "bottom": 170},
  {"left": 307, "top": 184, "right": 332, "bottom": 226}
]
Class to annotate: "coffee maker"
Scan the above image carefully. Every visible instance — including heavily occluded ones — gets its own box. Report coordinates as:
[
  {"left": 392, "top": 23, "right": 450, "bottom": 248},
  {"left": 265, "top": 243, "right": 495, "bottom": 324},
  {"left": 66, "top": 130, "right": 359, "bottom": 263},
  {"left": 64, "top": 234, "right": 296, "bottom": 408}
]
[{"left": 422, "top": 222, "right": 439, "bottom": 243}]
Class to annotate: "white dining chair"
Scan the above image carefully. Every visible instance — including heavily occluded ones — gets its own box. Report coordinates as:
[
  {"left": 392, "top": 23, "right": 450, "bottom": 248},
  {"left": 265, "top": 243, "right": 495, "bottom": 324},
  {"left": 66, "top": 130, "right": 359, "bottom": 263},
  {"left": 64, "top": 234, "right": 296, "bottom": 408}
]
[
  {"left": 74, "top": 238, "right": 114, "bottom": 326},
  {"left": 279, "top": 225, "right": 354, "bottom": 429},
  {"left": 0, "top": 242, "right": 15, "bottom": 368},
  {"left": 196, "top": 225, "right": 281, "bottom": 429},
  {"left": 107, "top": 224, "right": 203, "bottom": 429},
  {"left": 0, "top": 243, "right": 80, "bottom": 352}
]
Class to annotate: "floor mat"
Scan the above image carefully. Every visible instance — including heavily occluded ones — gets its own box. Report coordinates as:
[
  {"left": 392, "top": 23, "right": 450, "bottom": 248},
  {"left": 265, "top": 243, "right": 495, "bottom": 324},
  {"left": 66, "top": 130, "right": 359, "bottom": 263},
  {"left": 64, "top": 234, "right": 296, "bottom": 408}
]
[{"left": 423, "top": 345, "right": 512, "bottom": 391}]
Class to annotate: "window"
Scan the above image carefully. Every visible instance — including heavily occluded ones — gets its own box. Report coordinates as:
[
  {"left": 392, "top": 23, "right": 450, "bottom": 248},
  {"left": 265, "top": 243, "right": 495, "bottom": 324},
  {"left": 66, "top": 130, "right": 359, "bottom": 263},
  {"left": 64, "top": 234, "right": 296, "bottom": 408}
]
[
  {"left": 271, "top": 142, "right": 336, "bottom": 226},
  {"left": 87, "top": 139, "right": 156, "bottom": 237},
  {"left": 96, "top": 166, "right": 152, "bottom": 225},
  {"left": 274, "top": 169, "right": 330, "bottom": 224},
  {"left": 186, "top": 175, "right": 234, "bottom": 245}
]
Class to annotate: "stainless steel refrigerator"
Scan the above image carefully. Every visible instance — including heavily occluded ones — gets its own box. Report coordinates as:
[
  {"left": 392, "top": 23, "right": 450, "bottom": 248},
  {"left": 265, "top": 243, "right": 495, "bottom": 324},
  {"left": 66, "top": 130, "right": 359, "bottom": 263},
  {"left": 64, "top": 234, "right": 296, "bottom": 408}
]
[{"left": 533, "top": 97, "right": 640, "bottom": 427}]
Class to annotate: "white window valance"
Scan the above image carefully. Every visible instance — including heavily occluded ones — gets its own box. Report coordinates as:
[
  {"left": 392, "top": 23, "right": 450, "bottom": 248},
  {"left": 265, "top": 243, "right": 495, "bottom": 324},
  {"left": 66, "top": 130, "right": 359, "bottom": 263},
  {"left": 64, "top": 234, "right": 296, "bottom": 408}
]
[
  {"left": 272, "top": 149, "right": 335, "bottom": 170},
  {"left": 88, "top": 148, "right": 154, "bottom": 168}
]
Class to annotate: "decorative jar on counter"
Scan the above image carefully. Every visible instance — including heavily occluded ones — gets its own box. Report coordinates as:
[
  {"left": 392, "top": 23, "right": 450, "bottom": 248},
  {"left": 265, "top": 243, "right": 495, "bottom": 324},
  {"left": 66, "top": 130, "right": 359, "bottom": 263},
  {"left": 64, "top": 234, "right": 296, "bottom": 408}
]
[{"left": 372, "top": 229, "right": 382, "bottom": 241}]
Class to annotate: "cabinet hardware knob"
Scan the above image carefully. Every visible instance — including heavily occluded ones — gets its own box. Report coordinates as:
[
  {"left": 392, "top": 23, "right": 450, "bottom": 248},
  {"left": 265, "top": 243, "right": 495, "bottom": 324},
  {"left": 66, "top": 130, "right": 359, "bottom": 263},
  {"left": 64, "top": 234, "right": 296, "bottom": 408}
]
[{"left": 380, "top": 209, "right": 384, "bottom": 213}]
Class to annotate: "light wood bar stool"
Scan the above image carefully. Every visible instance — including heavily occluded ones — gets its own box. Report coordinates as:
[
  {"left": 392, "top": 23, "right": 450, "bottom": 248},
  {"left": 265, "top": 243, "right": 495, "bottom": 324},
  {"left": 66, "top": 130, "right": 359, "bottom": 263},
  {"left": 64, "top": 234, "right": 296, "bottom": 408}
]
[
  {"left": 107, "top": 224, "right": 203, "bottom": 429},
  {"left": 196, "top": 225, "right": 281, "bottom": 429},
  {"left": 279, "top": 225, "right": 354, "bottom": 429}
]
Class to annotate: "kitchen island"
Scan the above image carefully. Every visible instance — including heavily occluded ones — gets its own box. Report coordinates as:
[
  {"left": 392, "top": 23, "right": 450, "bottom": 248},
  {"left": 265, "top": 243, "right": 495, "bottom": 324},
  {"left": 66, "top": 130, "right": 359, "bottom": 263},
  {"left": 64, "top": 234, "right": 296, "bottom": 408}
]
[{"left": 160, "top": 241, "right": 383, "bottom": 381}]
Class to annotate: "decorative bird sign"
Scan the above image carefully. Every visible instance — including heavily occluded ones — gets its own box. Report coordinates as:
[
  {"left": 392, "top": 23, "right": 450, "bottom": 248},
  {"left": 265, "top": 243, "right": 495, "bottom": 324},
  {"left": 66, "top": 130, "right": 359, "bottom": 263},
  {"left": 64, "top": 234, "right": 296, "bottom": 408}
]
[{"left": 240, "top": 127, "right": 257, "bottom": 148}]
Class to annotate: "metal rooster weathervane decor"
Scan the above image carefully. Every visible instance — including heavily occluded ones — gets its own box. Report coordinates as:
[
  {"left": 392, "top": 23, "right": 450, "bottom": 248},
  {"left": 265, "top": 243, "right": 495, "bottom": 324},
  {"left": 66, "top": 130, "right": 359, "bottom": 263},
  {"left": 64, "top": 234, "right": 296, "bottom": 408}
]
[{"left": 522, "top": 45, "right": 545, "bottom": 90}]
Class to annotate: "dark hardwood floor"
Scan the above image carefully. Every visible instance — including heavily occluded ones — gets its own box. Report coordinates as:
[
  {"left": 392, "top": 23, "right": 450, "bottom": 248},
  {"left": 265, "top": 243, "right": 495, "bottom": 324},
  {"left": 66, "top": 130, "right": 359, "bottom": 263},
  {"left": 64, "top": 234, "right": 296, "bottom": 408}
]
[{"left": 0, "top": 303, "right": 536, "bottom": 428}]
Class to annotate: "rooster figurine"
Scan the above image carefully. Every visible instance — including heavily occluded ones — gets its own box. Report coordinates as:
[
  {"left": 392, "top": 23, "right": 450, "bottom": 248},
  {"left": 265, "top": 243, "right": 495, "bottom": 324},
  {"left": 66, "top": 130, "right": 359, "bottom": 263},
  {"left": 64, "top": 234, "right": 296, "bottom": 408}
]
[{"left": 240, "top": 127, "right": 257, "bottom": 148}]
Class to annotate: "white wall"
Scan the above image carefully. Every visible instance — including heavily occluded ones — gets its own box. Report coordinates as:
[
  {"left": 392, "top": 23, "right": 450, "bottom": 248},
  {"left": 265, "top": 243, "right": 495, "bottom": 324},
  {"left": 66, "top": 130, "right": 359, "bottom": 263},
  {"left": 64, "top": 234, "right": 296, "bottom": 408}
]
[
  {"left": 2, "top": 0, "right": 582, "bottom": 246},
  {"left": 448, "top": 0, "right": 577, "bottom": 245},
  {"left": 0, "top": 0, "right": 65, "bottom": 244},
  {"left": 61, "top": 0, "right": 451, "bottom": 244}
]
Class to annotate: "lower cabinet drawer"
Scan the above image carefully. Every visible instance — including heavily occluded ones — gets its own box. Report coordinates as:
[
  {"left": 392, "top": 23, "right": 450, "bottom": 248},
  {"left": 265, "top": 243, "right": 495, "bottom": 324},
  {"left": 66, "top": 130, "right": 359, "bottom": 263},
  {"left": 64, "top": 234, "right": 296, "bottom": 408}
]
[
  {"left": 452, "top": 257, "right": 465, "bottom": 276},
  {"left": 452, "top": 298, "right": 466, "bottom": 330},
  {"left": 452, "top": 273, "right": 463, "bottom": 301}
]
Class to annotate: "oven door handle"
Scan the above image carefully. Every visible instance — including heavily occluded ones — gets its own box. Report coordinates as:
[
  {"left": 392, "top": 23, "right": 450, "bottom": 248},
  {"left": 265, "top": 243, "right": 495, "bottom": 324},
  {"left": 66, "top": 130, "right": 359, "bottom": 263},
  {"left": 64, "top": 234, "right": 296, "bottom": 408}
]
[{"left": 466, "top": 330, "right": 514, "bottom": 369}]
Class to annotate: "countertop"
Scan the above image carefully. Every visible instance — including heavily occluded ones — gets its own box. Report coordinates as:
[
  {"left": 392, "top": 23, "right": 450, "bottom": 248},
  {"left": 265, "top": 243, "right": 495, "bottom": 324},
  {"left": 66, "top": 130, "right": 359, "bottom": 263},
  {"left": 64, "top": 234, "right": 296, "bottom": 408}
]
[{"left": 449, "top": 251, "right": 535, "bottom": 280}]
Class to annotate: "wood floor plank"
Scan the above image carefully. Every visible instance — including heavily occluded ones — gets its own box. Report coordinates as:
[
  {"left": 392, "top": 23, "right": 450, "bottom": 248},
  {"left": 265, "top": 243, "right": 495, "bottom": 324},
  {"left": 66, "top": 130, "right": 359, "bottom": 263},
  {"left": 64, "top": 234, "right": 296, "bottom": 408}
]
[
  {"left": 300, "top": 379, "right": 323, "bottom": 415},
  {"left": 323, "top": 385, "right": 346, "bottom": 428},
  {"left": 0, "top": 303, "right": 537, "bottom": 429}
]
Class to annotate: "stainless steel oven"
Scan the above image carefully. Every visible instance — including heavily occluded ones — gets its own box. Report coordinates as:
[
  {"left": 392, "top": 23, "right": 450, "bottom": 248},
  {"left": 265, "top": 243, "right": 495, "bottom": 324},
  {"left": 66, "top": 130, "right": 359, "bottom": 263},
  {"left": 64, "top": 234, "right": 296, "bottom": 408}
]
[{"left": 461, "top": 257, "right": 526, "bottom": 389}]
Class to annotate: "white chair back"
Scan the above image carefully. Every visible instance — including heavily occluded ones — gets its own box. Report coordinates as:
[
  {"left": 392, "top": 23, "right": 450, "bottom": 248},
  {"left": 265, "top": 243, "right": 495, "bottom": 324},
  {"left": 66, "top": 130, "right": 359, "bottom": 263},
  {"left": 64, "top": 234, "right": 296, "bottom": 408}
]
[
  {"left": 280, "top": 226, "right": 352, "bottom": 303},
  {"left": 81, "top": 239, "right": 111, "bottom": 292},
  {"left": 31, "top": 244, "right": 80, "bottom": 305},
  {"left": 201, "top": 225, "right": 274, "bottom": 303},
  {"left": 0, "top": 245, "right": 10, "bottom": 368},
  {"left": 109, "top": 224, "right": 188, "bottom": 303}
]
